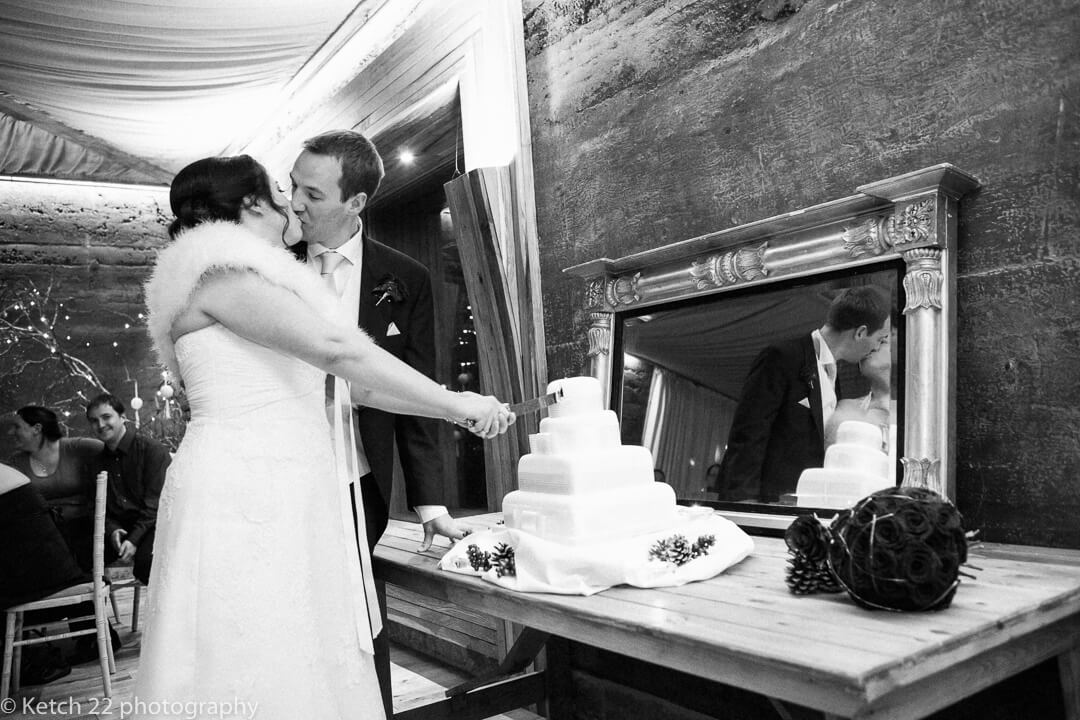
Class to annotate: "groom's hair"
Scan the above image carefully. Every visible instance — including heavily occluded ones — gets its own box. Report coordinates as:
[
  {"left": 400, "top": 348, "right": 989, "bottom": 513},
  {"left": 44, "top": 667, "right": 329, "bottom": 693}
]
[
  {"left": 303, "top": 130, "right": 384, "bottom": 203},
  {"left": 825, "top": 286, "right": 890, "bottom": 333}
]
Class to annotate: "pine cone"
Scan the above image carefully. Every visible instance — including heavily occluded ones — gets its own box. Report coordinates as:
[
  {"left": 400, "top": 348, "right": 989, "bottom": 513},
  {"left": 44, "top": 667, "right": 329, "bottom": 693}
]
[
  {"left": 466, "top": 544, "right": 491, "bottom": 572},
  {"left": 650, "top": 534, "right": 694, "bottom": 566},
  {"left": 491, "top": 542, "right": 516, "bottom": 577},
  {"left": 785, "top": 554, "right": 842, "bottom": 594},
  {"left": 691, "top": 534, "right": 716, "bottom": 559}
]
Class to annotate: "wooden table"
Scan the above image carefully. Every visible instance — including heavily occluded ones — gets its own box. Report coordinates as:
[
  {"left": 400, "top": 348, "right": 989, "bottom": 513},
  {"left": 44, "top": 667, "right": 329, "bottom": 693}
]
[{"left": 374, "top": 514, "right": 1080, "bottom": 720}]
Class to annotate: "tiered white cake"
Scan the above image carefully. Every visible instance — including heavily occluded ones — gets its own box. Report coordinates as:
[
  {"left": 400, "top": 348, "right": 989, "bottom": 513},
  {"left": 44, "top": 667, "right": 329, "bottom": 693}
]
[
  {"left": 795, "top": 420, "right": 894, "bottom": 507},
  {"left": 502, "top": 376, "right": 678, "bottom": 543}
]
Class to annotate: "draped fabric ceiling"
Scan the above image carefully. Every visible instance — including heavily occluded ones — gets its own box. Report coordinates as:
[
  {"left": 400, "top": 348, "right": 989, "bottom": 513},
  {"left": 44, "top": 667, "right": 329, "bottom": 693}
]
[
  {"left": 623, "top": 289, "right": 834, "bottom": 402},
  {"left": 0, "top": 0, "right": 363, "bottom": 184}
]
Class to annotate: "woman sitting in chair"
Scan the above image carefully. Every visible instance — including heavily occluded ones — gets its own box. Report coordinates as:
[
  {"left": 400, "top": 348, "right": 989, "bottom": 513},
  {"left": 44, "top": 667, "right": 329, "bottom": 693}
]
[
  {"left": 0, "top": 462, "right": 89, "bottom": 685},
  {"left": 8, "top": 406, "right": 103, "bottom": 572}
]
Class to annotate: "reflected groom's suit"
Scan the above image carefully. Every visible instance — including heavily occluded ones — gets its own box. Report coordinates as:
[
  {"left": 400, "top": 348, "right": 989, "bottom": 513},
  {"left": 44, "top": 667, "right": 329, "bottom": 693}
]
[{"left": 716, "top": 335, "right": 827, "bottom": 503}]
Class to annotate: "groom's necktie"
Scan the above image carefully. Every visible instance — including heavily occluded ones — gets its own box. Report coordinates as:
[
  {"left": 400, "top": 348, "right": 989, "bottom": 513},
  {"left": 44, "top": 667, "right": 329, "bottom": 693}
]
[
  {"left": 822, "top": 361, "right": 837, "bottom": 425},
  {"left": 318, "top": 250, "right": 347, "bottom": 294},
  {"left": 315, "top": 245, "right": 381, "bottom": 648}
]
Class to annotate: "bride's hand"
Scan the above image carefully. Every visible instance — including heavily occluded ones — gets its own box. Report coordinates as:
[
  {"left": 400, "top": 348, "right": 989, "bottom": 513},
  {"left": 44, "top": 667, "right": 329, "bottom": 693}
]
[{"left": 453, "top": 391, "right": 515, "bottom": 438}]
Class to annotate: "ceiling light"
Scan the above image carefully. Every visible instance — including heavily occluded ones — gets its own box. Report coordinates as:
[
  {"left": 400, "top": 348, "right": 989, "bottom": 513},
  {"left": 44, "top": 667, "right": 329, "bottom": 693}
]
[{"left": 398, "top": 150, "right": 415, "bottom": 165}]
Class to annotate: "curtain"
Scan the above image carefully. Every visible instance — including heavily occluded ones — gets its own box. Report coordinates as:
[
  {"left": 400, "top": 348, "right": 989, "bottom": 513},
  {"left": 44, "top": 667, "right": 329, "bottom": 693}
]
[
  {"left": 642, "top": 367, "right": 735, "bottom": 498},
  {"left": 0, "top": 0, "right": 360, "bottom": 173}
]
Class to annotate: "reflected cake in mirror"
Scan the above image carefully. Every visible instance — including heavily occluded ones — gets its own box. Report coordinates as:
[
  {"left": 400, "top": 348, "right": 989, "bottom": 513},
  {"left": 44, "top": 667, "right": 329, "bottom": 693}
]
[
  {"left": 502, "top": 376, "right": 678, "bottom": 543},
  {"left": 794, "top": 420, "right": 894, "bottom": 508}
]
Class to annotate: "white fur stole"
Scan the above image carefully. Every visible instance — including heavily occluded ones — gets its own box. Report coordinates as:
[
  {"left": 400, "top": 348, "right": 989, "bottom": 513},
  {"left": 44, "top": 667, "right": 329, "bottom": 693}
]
[{"left": 144, "top": 221, "right": 334, "bottom": 382}]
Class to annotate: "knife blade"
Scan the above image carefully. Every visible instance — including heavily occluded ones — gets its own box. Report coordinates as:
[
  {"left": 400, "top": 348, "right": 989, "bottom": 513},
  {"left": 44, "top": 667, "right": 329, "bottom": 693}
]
[
  {"left": 451, "top": 388, "right": 563, "bottom": 428},
  {"left": 507, "top": 387, "right": 564, "bottom": 416}
]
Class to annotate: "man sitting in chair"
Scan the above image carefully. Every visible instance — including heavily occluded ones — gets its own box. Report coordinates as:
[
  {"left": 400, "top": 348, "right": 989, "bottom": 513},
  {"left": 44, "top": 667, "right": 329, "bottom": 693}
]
[{"left": 86, "top": 393, "right": 171, "bottom": 585}]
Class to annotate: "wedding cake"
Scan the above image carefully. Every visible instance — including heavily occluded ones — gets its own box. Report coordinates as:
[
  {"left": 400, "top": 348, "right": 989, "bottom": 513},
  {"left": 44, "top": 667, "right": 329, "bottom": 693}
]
[
  {"left": 795, "top": 420, "right": 894, "bottom": 507},
  {"left": 502, "top": 376, "right": 678, "bottom": 543}
]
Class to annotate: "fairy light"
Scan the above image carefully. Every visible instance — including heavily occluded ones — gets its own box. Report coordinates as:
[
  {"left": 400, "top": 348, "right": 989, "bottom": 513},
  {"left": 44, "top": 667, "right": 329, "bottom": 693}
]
[{"left": 1, "top": 279, "right": 108, "bottom": 414}]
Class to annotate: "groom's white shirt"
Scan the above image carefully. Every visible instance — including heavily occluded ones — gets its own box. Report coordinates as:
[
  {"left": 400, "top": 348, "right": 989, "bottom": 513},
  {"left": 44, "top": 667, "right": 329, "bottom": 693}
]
[{"left": 307, "top": 227, "right": 447, "bottom": 525}]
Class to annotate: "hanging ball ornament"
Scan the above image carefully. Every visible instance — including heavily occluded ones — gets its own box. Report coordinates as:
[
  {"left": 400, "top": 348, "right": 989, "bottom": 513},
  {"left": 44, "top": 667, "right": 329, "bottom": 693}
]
[
  {"left": 159, "top": 384, "right": 175, "bottom": 400},
  {"left": 130, "top": 397, "right": 144, "bottom": 411},
  {"left": 457, "top": 372, "right": 473, "bottom": 387}
]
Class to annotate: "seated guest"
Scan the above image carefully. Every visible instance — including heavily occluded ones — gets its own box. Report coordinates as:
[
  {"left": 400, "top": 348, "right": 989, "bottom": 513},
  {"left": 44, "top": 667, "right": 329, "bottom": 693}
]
[
  {"left": 86, "top": 394, "right": 171, "bottom": 585},
  {"left": 8, "top": 406, "right": 103, "bottom": 571},
  {"left": 0, "top": 462, "right": 89, "bottom": 684}
]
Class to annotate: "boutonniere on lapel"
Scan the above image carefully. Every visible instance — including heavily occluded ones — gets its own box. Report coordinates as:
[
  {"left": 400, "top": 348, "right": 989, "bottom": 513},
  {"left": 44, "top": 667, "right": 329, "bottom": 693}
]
[
  {"left": 372, "top": 274, "right": 408, "bottom": 307},
  {"left": 798, "top": 365, "right": 817, "bottom": 392}
]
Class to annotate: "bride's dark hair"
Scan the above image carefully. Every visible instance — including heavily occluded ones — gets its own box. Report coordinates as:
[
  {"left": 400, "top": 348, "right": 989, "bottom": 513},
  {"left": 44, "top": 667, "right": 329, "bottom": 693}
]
[{"left": 168, "top": 155, "right": 291, "bottom": 241}]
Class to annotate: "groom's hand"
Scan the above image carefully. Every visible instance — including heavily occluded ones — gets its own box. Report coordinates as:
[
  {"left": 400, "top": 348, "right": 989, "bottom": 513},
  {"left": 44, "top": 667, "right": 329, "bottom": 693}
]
[{"left": 419, "top": 513, "right": 466, "bottom": 552}]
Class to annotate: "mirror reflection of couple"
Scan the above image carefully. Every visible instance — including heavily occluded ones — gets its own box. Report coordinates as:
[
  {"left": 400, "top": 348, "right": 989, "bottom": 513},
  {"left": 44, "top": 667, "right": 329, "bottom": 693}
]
[
  {"left": 135, "top": 131, "right": 515, "bottom": 719},
  {"left": 714, "top": 287, "right": 892, "bottom": 504}
]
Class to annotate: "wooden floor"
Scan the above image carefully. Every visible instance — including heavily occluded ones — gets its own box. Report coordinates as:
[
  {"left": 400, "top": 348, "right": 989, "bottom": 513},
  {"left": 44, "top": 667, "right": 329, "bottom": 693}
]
[{"left": 3, "top": 587, "right": 541, "bottom": 720}]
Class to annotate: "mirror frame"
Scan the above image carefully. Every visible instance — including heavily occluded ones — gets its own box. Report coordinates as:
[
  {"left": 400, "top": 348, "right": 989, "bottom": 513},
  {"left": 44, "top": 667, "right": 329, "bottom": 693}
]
[{"left": 564, "top": 164, "right": 979, "bottom": 530}]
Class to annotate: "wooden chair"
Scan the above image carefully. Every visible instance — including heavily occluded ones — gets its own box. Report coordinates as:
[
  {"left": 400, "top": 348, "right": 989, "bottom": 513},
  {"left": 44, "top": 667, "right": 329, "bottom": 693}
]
[
  {"left": 2, "top": 471, "right": 115, "bottom": 699},
  {"left": 105, "top": 563, "right": 144, "bottom": 631}
]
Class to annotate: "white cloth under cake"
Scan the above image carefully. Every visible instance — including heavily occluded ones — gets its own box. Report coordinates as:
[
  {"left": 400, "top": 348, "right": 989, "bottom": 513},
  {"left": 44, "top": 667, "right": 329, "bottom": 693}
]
[{"left": 438, "top": 507, "right": 754, "bottom": 595}]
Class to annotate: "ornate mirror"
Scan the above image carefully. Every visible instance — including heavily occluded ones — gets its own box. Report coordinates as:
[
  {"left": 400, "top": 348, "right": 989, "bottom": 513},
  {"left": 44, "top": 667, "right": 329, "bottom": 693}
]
[{"left": 565, "top": 165, "right": 979, "bottom": 530}]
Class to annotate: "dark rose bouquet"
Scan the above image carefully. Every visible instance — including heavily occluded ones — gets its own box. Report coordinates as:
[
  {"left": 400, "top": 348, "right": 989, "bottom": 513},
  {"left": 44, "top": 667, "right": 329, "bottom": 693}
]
[
  {"left": 784, "top": 515, "right": 841, "bottom": 594},
  {"left": 784, "top": 488, "right": 971, "bottom": 610},
  {"left": 372, "top": 275, "right": 408, "bottom": 306},
  {"left": 826, "top": 487, "right": 969, "bottom": 611}
]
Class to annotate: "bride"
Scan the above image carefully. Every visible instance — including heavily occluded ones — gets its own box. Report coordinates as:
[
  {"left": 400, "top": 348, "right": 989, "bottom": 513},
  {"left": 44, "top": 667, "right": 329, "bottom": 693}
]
[{"left": 135, "top": 155, "right": 513, "bottom": 719}]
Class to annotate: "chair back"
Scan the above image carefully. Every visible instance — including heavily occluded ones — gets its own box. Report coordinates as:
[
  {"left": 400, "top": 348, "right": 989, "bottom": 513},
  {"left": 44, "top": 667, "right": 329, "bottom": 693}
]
[{"left": 92, "top": 471, "right": 107, "bottom": 597}]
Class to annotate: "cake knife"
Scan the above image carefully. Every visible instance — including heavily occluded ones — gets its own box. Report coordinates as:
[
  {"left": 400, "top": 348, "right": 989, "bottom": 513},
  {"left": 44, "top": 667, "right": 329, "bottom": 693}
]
[
  {"left": 451, "top": 387, "right": 563, "bottom": 428},
  {"left": 506, "top": 387, "right": 564, "bottom": 416}
]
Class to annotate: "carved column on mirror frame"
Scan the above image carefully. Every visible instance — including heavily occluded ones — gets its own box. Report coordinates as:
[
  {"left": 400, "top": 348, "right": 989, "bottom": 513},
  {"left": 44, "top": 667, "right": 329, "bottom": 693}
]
[
  {"left": 900, "top": 246, "right": 945, "bottom": 497},
  {"left": 585, "top": 311, "right": 614, "bottom": 409}
]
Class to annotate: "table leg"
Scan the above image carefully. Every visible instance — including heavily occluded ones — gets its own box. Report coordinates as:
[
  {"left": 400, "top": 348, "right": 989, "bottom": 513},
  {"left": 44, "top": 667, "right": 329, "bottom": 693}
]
[
  {"left": 1061, "top": 644, "right": 1080, "bottom": 720},
  {"left": 392, "top": 628, "right": 551, "bottom": 720},
  {"left": 447, "top": 627, "right": 550, "bottom": 696}
]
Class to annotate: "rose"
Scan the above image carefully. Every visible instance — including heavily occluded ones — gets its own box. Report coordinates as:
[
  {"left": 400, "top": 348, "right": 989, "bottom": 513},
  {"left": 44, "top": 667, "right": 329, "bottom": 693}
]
[
  {"left": 910, "top": 581, "right": 949, "bottom": 610},
  {"left": 935, "top": 503, "right": 962, "bottom": 532},
  {"left": 798, "top": 364, "right": 817, "bottom": 391},
  {"left": 874, "top": 576, "right": 910, "bottom": 605},
  {"left": 899, "top": 543, "right": 942, "bottom": 585},
  {"left": 372, "top": 275, "right": 408, "bottom": 306},
  {"left": 785, "top": 514, "right": 829, "bottom": 561},
  {"left": 869, "top": 514, "right": 905, "bottom": 550},
  {"left": 869, "top": 546, "right": 899, "bottom": 578},
  {"left": 853, "top": 500, "right": 877, "bottom": 526},
  {"left": 895, "top": 503, "right": 934, "bottom": 539}
]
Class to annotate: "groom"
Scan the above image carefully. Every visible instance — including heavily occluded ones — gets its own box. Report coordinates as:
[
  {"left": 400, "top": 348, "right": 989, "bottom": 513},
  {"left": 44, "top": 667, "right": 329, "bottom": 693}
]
[{"left": 289, "top": 130, "right": 463, "bottom": 715}]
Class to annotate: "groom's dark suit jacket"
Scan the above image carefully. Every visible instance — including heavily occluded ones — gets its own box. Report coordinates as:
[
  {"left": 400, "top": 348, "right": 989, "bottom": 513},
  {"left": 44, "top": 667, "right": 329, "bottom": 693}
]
[
  {"left": 294, "top": 237, "right": 443, "bottom": 548},
  {"left": 716, "top": 335, "right": 828, "bottom": 504}
]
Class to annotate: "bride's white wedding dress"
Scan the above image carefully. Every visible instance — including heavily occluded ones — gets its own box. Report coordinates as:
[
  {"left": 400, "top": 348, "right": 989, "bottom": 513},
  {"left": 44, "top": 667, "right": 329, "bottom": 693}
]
[{"left": 136, "top": 223, "right": 384, "bottom": 719}]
